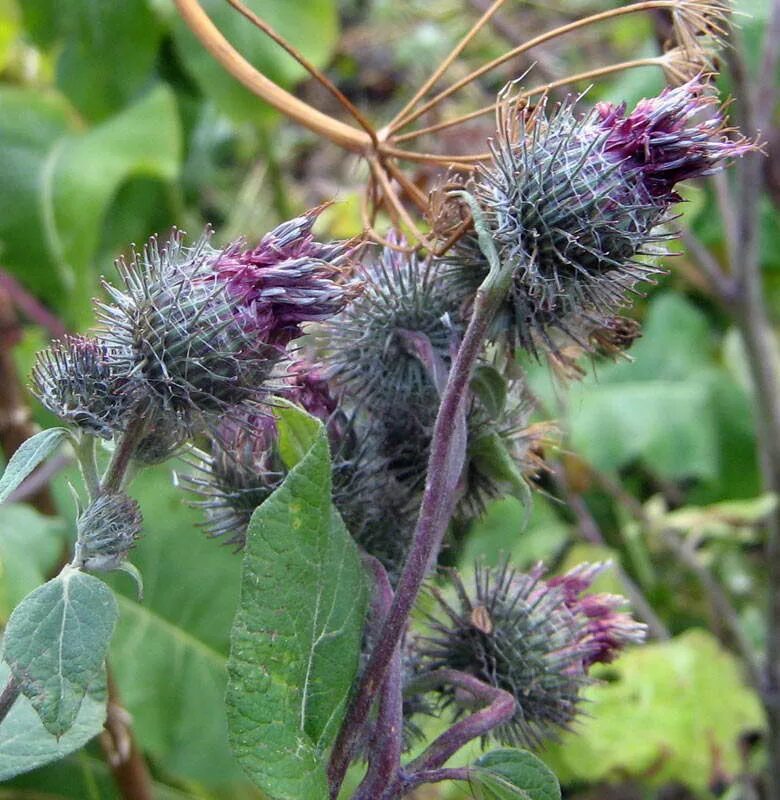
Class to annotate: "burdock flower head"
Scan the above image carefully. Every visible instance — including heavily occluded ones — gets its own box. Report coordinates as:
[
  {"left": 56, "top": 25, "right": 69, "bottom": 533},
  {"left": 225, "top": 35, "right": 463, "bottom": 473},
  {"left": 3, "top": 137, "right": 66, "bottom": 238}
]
[
  {"left": 419, "top": 561, "right": 646, "bottom": 748},
  {"left": 185, "top": 407, "right": 282, "bottom": 548},
  {"left": 73, "top": 492, "right": 143, "bottom": 572},
  {"left": 31, "top": 335, "right": 137, "bottom": 440},
  {"left": 96, "top": 209, "right": 353, "bottom": 438},
  {"left": 443, "top": 78, "right": 752, "bottom": 356},
  {"left": 322, "top": 239, "right": 457, "bottom": 431}
]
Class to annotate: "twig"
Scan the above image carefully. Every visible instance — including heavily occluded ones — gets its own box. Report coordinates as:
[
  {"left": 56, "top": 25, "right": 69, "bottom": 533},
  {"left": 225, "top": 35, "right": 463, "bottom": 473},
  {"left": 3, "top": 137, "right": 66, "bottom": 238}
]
[
  {"left": 663, "top": 532, "right": 763, "bottom": 692},
  {"left": 388, "top": 0, "right": 686, "bottom": 133},
  {"left": 224, "top": 0, "right": 377, "bottom": 144}
]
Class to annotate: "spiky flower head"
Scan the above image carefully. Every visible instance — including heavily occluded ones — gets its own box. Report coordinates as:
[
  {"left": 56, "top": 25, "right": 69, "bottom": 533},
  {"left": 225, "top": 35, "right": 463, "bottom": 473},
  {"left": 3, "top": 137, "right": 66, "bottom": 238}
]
[
  {"left": 443, "top": 79, "right": 752, "bottom": 356},
  {"left": 419, "top": 562, "right": 645, "bottom": 748},
  {"left": 322, "top": 240, "right": 457, "bottom": 431},
  {"left": 74, "top": 493, "right": 143, "bottom": 572},
  {"left": 184, "top": 408, "right": 282, "bottom": 548},
  {"left": 212, "top": 208, "right": 355, "bottom": 349},
  {"left": 31, "top": 335, "right": 136, "bottom": 439},
  {"left": 97, "top": 212, "right": 353, "bottom": 436}
]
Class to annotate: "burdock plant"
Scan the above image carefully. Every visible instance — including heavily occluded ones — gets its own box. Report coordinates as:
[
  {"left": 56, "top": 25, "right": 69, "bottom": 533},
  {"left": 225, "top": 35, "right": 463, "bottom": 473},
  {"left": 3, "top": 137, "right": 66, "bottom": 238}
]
[{"left": 0, "top": 1, "right": 758, "bottom": 799}]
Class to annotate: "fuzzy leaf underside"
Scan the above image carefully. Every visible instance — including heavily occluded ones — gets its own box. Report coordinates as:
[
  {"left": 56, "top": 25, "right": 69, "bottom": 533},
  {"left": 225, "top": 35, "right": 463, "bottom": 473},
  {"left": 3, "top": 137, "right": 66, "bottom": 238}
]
[
  {"left": 2, "top": 568, "right": 118, "bottom": 736},
  {"left": 226, "top": 428, "right": 368, "bottom": 799},
  {"left": 0, "top": 660, "right": 106, "bottom": 779},
  {"left": 472, "top": 749, "right": 561, "bottom": 800},
  {"left": 0, "top": 428, "right": 68, "bottom": 504}
]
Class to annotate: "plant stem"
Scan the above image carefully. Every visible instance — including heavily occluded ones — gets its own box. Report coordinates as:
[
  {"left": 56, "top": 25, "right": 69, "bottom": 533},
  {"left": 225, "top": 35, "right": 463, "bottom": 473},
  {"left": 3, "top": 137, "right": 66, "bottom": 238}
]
[
  {"left": 0, "top": 676, "right": 20, "bottom": 727},
  {"left": 328, "top": 218, "right": 513, "bottom": 796},
  {"left": 404, "top": 670, "right": 515, "bottom": 775},
  {"left": 353, "top": 558, "right": 404, "bottom": 800},
  {"left": 101, "top": 413, "right": 148, "bottom": 495}
]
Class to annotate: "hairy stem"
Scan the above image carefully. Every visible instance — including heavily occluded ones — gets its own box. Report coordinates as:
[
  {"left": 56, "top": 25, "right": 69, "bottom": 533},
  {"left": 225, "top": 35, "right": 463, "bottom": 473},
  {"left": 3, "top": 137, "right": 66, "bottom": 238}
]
[
  {"left": 329, "top": 207, "right": 513, "bottom": 796},
  {"left": 101, "top": 412, "right": 148, "bottom": 495},
  {"left": 354, "top": 558, "right": 404, "bottom": 800},
  {"left": 404, "top": 670, "right": 515, "bottom": 775},
  {"left": 0, "top": 675, "right": 20, "bottom": 727}
]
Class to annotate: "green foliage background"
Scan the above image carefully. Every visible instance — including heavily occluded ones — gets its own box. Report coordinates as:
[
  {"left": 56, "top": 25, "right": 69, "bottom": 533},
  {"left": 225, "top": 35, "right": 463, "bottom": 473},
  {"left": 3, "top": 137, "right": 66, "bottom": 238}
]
[{"left": 0, "top": 0, "right": 776, "bottom": 798}]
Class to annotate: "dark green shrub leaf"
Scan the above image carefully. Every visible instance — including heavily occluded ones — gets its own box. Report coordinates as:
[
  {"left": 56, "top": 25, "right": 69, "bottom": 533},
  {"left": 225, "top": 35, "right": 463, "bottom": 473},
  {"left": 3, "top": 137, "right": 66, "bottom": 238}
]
[
  {"left": 472, "top": 748, "right": 561, "bottom": 800},
  {"left": 226, "top": 428, "right": 368, "bottom": 799},
  {"left": 2, "top": 568, "right": 118, "bottom": 736},
  {"left": 0, "top": 428, "right": 68, "bottom": 504}
]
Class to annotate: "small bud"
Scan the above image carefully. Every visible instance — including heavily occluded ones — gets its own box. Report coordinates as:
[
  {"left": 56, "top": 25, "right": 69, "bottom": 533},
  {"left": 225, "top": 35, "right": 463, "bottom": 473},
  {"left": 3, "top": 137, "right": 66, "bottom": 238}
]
[
  {"left": 419, "top": 562, "right": 646, "bottom": 748},
  {"left": 31, "top": 335, "right": 135, "bottom": 439},
  {"left": 74, "top": 493, "right": 143, "bottom": 572}
]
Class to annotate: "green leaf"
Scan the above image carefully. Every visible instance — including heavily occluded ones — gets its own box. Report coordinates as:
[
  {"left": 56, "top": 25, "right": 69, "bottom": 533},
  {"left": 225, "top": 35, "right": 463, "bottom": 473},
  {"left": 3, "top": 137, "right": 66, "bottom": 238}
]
[
  {"left": 226, "top": 428, "right": 368, "bottom": 799},
  {"left": 273, "top": 398, "right": 324, "bottom": 470},
  {"left": 0, "top": 84, "right": 181, "bottom": 323},
  {"left": 0, "top": 428, "right": 68, "bottom": 504},
  {"left": 470, "top": 432, "right": 531, "bottom": 511},
  {"left": 2, "top": 567, "right": 118, "bottom": 736},
  {"left": 473, "top": 748, "right": 561, "bottom": 800},
  {"left": 471, "top": 364, "right": 508, "bottom": 419},
  {"left": 20, "top": 0, "right": 163, "bottom": 121},
  {"left": 0, "top": 503, "right": 64, "bottom": 622},
  {"left": 172, "top": 0, "right": 339, "bottom": 124},
  {"left": 0, "top": 660, "right": 106, "bottom": 780},
  {"left": 543, "top": 630, "right": 765, "bottom": 792},
  {"left": 100, "top": 465, "right": 246, "bottom": 785}
]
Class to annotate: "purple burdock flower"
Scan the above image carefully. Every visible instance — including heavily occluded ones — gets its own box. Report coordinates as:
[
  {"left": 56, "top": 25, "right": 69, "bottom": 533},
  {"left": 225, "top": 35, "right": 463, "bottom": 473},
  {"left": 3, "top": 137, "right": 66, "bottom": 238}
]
[
  {"left": 419, "top": 561, "right": 646, "bottom": 748},
  {"left": 442, "top": 78, "right": 753, "bottom": 357},
  {"left": 95, "top": 210, "right": 354, "bottom": 438},
  {"left": 213, "top": 208, "right": 356, "bottom": 348},
  {"left": 547, "top": 562, "right": 647, "bottom": 668}
]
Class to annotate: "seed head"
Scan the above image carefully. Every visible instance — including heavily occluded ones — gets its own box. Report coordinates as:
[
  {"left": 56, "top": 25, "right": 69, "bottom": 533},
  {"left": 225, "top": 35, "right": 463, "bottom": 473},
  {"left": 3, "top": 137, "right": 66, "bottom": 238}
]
[
  {"left": 74, "top": 493, "right": 143, "bottom": 572},
  {"left": 31, "top": 335, "right": 136, "bottom": 439},
  {"left": 419, "top": 562, "right": 645, "bottom": 748},
  {"left": 443, "top": 79, "right": 752, "bottom": 356}
]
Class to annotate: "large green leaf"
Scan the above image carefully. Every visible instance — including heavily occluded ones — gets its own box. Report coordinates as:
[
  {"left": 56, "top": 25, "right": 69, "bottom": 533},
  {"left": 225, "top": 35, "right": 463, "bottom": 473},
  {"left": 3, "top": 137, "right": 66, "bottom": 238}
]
[
  {"left": 472, "top": 749, "right": 561, "bottom": 800},
  {"left": 0, "top": 503, "right": 64, "bottom": 623},
  {"left": 2, "top": 568, "right": 118, "bottom": 736},
  {"left": 20, "top": 0, "right": 163, "bottom": 121},
  {"left": 226, "top": 428, "right": 368, "bottom": 799},
  {"left": 172, "top": 0, "right": 339, "bottom": 124},
  {"left": 543, "top": 630, "right": 765, "bottom": 792},
  {"left": 0, "top": 660, "right": 106, "bottom": 781},
  {"left": 534, "top": 293, "right": 759, "bottom": 495},
  {"left": 0, "top": 84, "right": 181, "bottom": 322}
]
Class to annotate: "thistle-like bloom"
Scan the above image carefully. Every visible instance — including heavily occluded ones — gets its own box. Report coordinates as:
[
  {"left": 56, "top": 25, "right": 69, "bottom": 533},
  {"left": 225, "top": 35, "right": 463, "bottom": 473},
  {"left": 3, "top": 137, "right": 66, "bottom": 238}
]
[
  {"left": 419, "top": 562, "right": 646, "bottom": 748},
  {"left": 97, "top": 212, "right": 353, "bottom": 436},
  {"left": 185, "top": 409, "right": 282, "bottom": 547},
  {"left": 31, "top": 335, "right": 136, "bottom": 439},
  {"left": 443, "top": 79, "right": 752, "bottom": 355},
  {"left": 213, "top": 208, "right": 355, "bottom": 348},
  {"left": 322, "top": 242, "right": 457, "bottom": 430},
  {"left": 74, "top": 493, "right": 143, "bottom": 572}
]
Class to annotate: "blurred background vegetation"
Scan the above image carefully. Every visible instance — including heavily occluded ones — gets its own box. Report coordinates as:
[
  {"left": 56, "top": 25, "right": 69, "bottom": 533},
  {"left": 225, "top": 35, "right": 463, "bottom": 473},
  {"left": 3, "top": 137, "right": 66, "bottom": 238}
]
[{"left": 0, "top": 0, "right": 777, "bottom": 798}]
